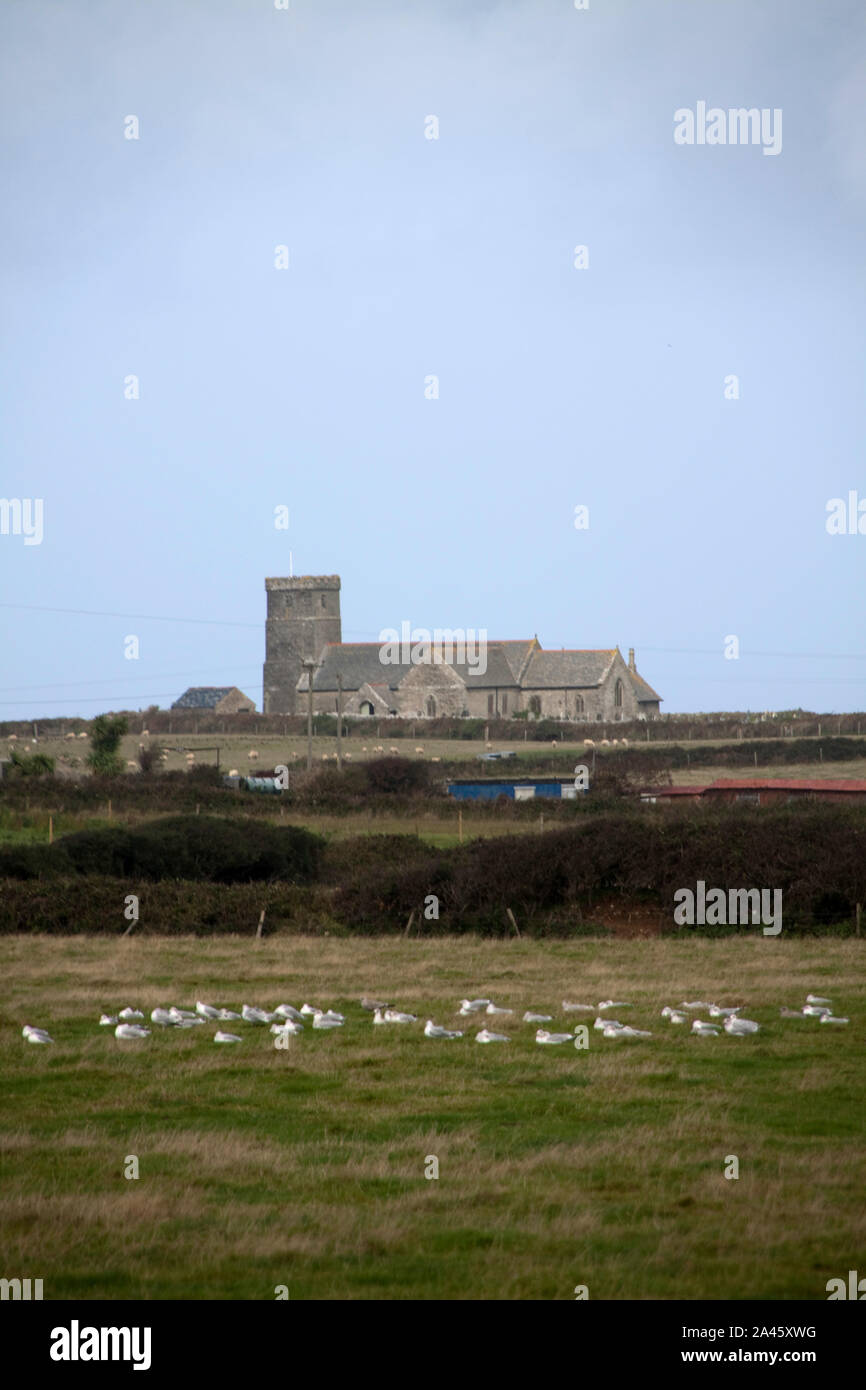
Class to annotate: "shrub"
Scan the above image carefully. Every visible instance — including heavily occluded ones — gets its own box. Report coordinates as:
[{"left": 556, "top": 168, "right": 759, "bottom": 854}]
[
  {"left": 87, "top": 714, "right": 128, "bottom": 776},
  {"left": 364, "top": 757, "right": 430, "bottom": 795}
]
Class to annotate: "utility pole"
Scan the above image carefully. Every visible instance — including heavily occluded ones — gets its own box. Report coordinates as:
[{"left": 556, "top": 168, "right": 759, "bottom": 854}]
[
  {"left": 303, "top": 661, "right": 316, "bottom": 769},
  {"left": 336, "top": 672, "right": 343, "bottom": 770}
]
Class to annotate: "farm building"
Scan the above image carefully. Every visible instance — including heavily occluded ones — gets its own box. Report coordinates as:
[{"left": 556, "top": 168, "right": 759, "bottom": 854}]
[
  {"left": 171, "top": 686, "right": 256, "bottom": 714},
  {"left": 642, "top": 778, "right": 866, "bottom": 806},
  {"left": 447, "top": 777, "right": 584, "bottom": 801},
  {"left": 262, "top": 574, "right": 662, "bottom": 721}
]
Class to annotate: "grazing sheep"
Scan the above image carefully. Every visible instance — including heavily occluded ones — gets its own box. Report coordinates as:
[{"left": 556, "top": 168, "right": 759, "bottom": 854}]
[
  {"left": 374, "top": 745, "right": 384, "bottom": 753},
  {"left": 344, "top": 753, "right": 352, "bottom": 760},
  {"left": 621, "top": 737, "right": 628, "bottom": 747},
  {"left": 415, "top": 746, "right": 424, "bottom": 753},
  {"left": 78, "top": 732, "right": 87, "bottom": 739},
  {"left": 362, "top": 746, "right": 368, "bottom": 752},
  {"left": 584, "top": 738, "right": 594, "bottom": 747},
  {"left": 126, "top": 760, "right": 137, "bottom": 769},
  {"left": 228, "top": 768, "right": 239, "bottom": 776},
  {"left": 612, "top": 739, "right": 619, "bottom": 746},
  {"left": 8, "top": 734, "right": 17, "bottom": 742},
  {"left": 430, "top": 756, "right": 441, "bottom": 763},
  {"left": 248, "top": 750, "right": 258, "bottom": 760},
  {"left": 65, "top": 731, "right": 76, "bottom": 740},
  {"left": 389, "top": 746, "right": 399, "bottom": 754},
  {"left": 142, "top": 729, "right": 149, "bottom": 737},
  {"left": 601, "top": 738, "right": 610, "bottom": 746}
]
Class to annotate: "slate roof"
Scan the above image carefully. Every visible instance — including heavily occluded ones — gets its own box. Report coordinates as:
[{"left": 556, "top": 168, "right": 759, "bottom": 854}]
[
  {"left": 704, "top": 778, "right": 866, "bottom": 794},
  {"left": 521, "top": 649, "right": 617, "bottom": 689},
  {"left": 172, "top": 686, "right": 236, "bottom": 710},
  {"left": 630, "top": 671, "right": 662, "bottom": 702},
  {"left": 308, "top": 642, "right": 520, "bottom": 692}
]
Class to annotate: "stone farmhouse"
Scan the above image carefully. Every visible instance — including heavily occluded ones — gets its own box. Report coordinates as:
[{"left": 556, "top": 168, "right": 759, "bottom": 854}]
[
  {"left": 171, "top": 686, "right": 256, "bottom": 714},
  {"left": 263, "top": 576, "right": 661, "bottom": 722}
]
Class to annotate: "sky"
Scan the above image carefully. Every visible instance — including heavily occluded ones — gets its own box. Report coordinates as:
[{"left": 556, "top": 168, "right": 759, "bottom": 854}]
[{"left": 1, "top": 0, "right": 864, "bottom": 719}]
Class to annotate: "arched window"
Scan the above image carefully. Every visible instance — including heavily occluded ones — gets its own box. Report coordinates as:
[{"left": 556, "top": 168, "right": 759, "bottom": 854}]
[
  {"left": 614, "top": 680, "right": 623, "bottom": 708},
  {"left": 529, "top": 695, "right": 541, "bottom": 717},
  {"left": 359, "top": 701, "right": 374, "bottom": 716},
  {"left": 574, "top": 694, "right": 584, "bottom": 715},
  {"left": 425, "top": 696, "right": 437, "bottom": 718}
]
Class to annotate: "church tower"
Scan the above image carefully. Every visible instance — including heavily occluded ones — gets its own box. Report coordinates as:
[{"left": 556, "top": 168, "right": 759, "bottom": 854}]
[{"left": 263, "top": 575, "right": 342, "bottom": 714}]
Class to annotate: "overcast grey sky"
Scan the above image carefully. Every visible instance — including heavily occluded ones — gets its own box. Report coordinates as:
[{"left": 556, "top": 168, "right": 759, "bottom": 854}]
[{"left": 1, "top": 0, "right": 864, "bottom": 717}]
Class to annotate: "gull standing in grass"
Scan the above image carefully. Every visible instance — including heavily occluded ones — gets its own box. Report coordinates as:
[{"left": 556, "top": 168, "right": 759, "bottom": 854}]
[
  {"left": 242, "top": 1005, "right": 272, "bottom": 1024},
  {"left": 424, "top": 1020, "right": 463, "bottom": 1039},
  {"left": 476, "top": 1027, "right": 510, "bottom": 1043},
  {"left": 22, "top": 1025, "right": 53, "bottom": 1044},
  {"left": 361, "top": 998, "right": 391, "bottom": 1011},
  {"left": 273, "top": 1004, "right": 304, "bottom": 1021},
  {"left": 115, "top": 1023, "right": 150, "bottom": 1040},
  {"left": 535, "top": 1028, "right": 574, "bottom": 1045},
  {"left": 458, "top": 998, "right": 492, "bottom": 1015},
  {"left": 196, "top": 1001, "right": 221, "bottom": 1019},
  {"left": 724, "top": 1017, "right": 760, "bottom": 1035}
]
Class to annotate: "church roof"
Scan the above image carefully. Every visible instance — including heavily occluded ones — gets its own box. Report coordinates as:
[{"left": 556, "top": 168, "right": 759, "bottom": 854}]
[
  {"left": 172, "top": 686, "right": 238, "bottom": 709},
  {"left": 521, "top": 649, "right": 617, "bottom": 689},
  {"left": 630, "top": 671, "right": 662, "bottom": 702},
  {"left": 307, "top": 642, "right": 520, "bottom": 692}
]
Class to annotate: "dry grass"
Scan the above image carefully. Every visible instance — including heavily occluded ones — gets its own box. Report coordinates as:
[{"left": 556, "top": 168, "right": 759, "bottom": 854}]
[{"left": 1, "top": 935, "right": 864, "bottom": 1299}]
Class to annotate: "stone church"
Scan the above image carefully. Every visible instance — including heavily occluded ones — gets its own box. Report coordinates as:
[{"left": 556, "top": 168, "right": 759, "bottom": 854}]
[{"left": 262, "top": 575, "right": 662, "bottom": 721}]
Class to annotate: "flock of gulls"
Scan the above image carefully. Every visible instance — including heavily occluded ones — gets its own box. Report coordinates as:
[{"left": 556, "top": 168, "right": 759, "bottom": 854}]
[{"left": 19, "top": 992, "right": 848, "bottom": 1047}]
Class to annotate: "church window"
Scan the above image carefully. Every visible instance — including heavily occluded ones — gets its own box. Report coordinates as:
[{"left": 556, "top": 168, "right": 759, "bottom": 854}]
[
  {"left": 615, "top": 679, "right": 624, "bottom": 708},
  {"left": 529, "top": 695, "right": 541, "bottom": 717},
  {"left": 425, "top": 696, "right": 437, "bottom": 717}
]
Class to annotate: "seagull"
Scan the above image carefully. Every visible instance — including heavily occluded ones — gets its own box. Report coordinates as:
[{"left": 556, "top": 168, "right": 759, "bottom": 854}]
[
  {"left": 361, "top": 998, "right": 391, "bottom": 1011},
  {"left": 214, "top": 1031, "right": 242, "bottom": 1043},
  {"left": 299, "top": 1003, "right": 319, "bottom": 1016},
  {"left": 118, "top": 1008, "right": 145, "bottom": 1021},
  {"left": 168, "top": 1007, "right": 198, "bottom": 1022},
  {"left": 458, "top": 998, "right": 492, "bottom": 1014},
  {"left": 692, "top": 1020, "right": 720, "bottom": 1035},
  {"left": 606, "top": 1025, "right": 652, "bottom": 1038},
  {"left": 218, "top": 1008, "right": 242, "bottom": 1021},
  {"left": 806, "top": 994, "right": 832, "bottom": 1005},
  {"left": 23, "top": 1025, "right": 53, "bottom": 1044},
  {"left": 241, "top": 1005, "right": 272, "bottom": 1024},
  {"left": 383, "top": 1009, "right": 417, "bottom": 1023},
  {"left": 562, "top": 1002, "right": 595, "bottom": 1012},
  {"left": 780, "top": 1007, "right": 806, "bottom": 1018},
  {"left": 598, "top": 1000, "right": 631, "bottom": 1010},
  {"left": 271, "top": 1020, "right": 303, "bottom": 1036},
  {"left": 523, "top": 1011, "right": 553, "bottom": 1022},
  {"left": 273, "top": 1004, "right": 304, "bottom": 1021},
  {"left": 115, "top": 1023, "right": 150, "bottom": 1039},
  {"left": 424, "top": 1020, "right": 463, "bottom": 1039},
  {"left": 196, "top": 1001, "right": 221, "bottom": 1019},
  {"left": 476, "top": 1028, "right": 510, "bottom": 1043},
  {"left": 819, "top": 1015, "right": 849, "bottom": 1025},
  {"left": 174, "top": 1017, "right": 205, "bottom": 1028},
  {"left": 803, "top": 1005, "right": 831, "bottom": 1018},
  {"left": 150, "top": 1008, "right": 175, "bottom": 1026},
  {"left": 99, "top": 1014, "right": 118, "bottom": 1026},
  {"left": 315, "top": 1009, "right": 345, "bottom": 1023},
  {"left": 535, "top": 1029, "right": 574, "bottom": 1045},
  {"left": 594, "top": 1016, "right": 622, "bottom": 1030},
  {"left": 312, "top": 1014, "right": 343, "bottom": 1030},
  {"left": 724, "top": 1017, "right": 760, "bottom": 1035},
  {"left": 709, "top": 1005, "right": 742, "bottom": 1018},
  {"left": 485, "top": 1003, "right": 513, "bottom": 1016},
  {"left": 663, "top": 1009, "right": 687, "bottom": 1024}
]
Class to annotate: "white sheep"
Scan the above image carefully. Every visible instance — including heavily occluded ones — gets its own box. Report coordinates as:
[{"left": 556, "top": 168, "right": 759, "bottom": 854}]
[
  {"left": 415, "top": 746, "right": 424, "bottom": 753},
  {"left": 430, "top": 756, "right": 441, "bottom": 763},
  {"left": 126, "top": 760, "right": 137, "bottom": 769},
  {"left": 621, "top": 737, "right": 628, "bottom": 748},
  {"left": 344, "top": 752, "right": 353, "bottom": 760},
  {"left": 248, "top": 750, "right": 258, "bottom": 760},
  {"left": 228, "top": 768, "right": 239, "bottom": 776},
  {"left": 8, "top": 734, "right": 17, "bottom": 742},
  {"left": 584, "top": 738, "right": 594, "bottom": 747},
  {"left": 65, "top": 731, "right": 76, "bottom": 740},
  {"left": 601, "top": 738, "right": 610, "bottom": 746},
  {"left": 389, "top": 746, "right": 399, "bottom": 754}
]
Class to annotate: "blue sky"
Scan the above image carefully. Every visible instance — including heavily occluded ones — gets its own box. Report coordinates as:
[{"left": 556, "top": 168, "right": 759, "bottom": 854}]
[{"left": 1, "top": 0, "right": 864, "bottom": 718}]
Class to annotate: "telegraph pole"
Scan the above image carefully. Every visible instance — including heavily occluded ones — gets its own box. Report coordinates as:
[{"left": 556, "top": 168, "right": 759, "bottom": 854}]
[
  {"left": 336, "top": 672, "right": 343, "bottom": 771},
  {"left": 303, "top": 661, "right": 316, "bottom": 769}
]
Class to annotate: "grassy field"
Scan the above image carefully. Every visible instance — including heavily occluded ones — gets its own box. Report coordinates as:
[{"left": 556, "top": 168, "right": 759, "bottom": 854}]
[{"left": 2, "top": 935, "right": 863, "bottom": 1300}]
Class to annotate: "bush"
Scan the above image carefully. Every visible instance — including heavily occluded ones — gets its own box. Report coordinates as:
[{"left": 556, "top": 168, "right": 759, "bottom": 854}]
[
  {"left": 364, "top": 757, "right": 430, "bottom": 795},
  {"left": 6, "top": 750, "right": 55, "bottom": 777},
  {"left": 0, "top": 816, "right": 323, "bottom": 885}
]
